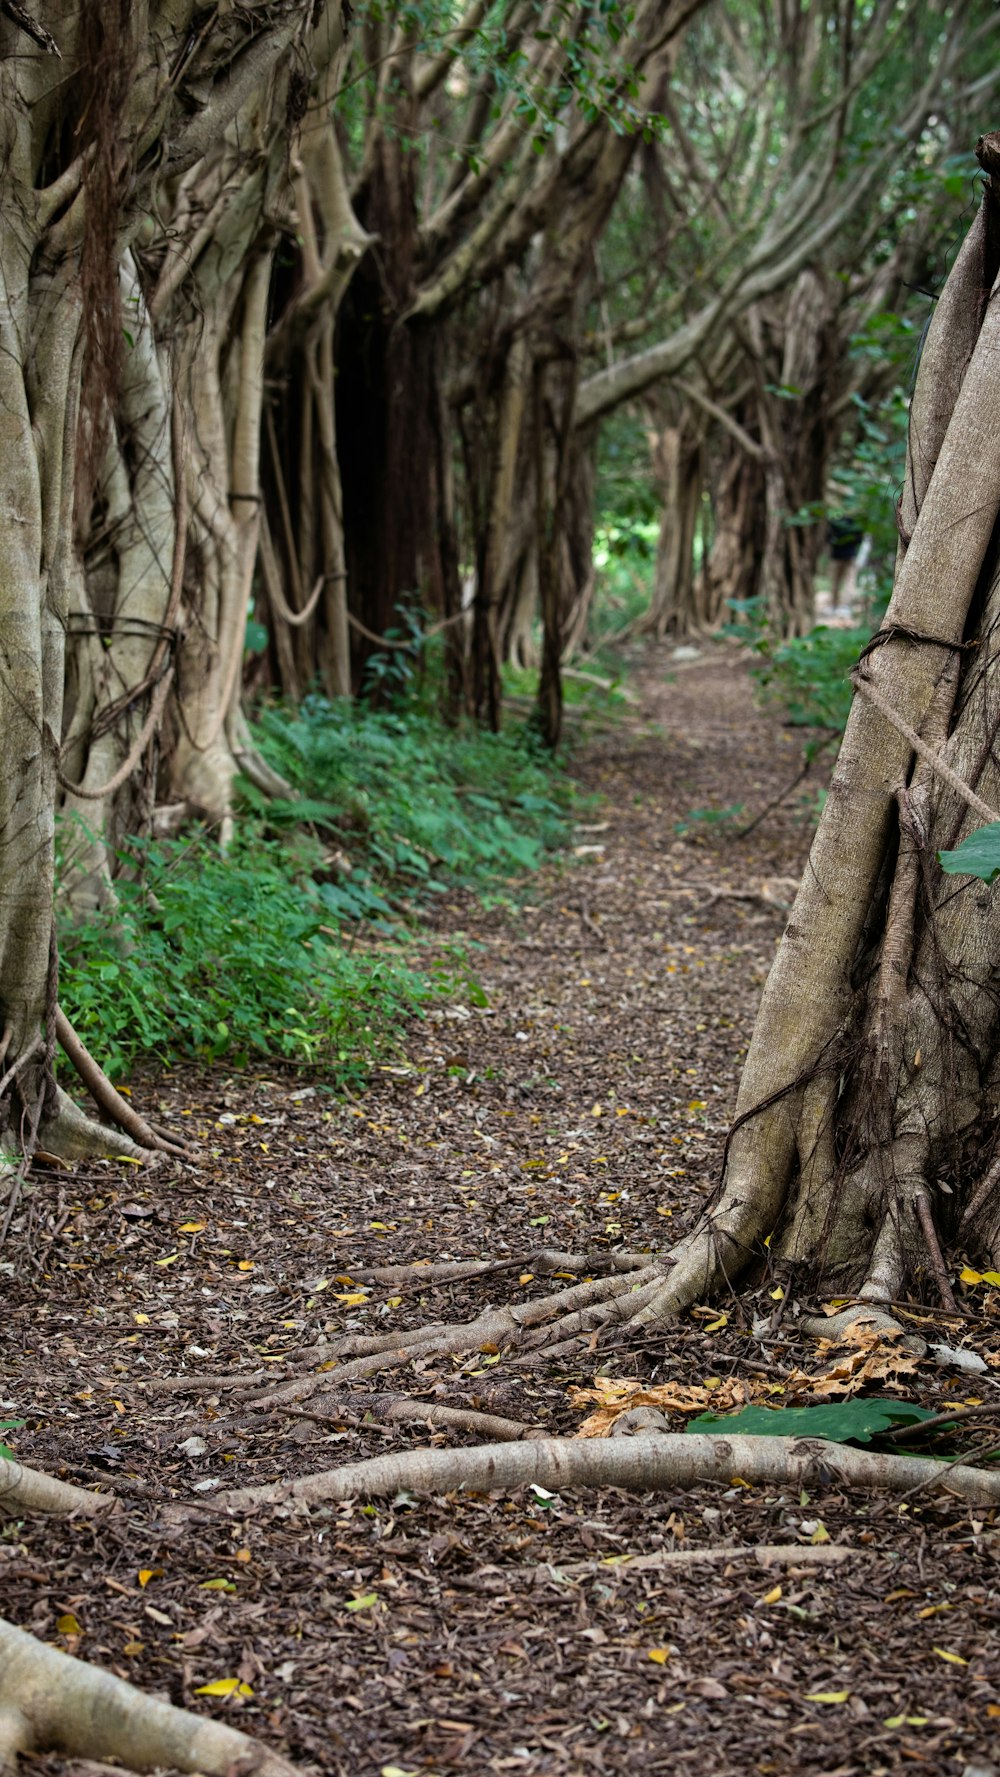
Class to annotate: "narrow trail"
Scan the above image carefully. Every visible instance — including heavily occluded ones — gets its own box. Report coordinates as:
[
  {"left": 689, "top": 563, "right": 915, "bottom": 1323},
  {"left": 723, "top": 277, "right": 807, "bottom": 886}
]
[{"left": 5, "top": 644, "right": 1000, "bottom": 1776}]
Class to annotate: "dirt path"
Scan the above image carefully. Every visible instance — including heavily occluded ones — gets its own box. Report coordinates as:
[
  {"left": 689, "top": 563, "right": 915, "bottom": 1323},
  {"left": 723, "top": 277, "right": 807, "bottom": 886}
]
[{"left": 5, "top": 643, "right": 1000, "bottom": 1776}]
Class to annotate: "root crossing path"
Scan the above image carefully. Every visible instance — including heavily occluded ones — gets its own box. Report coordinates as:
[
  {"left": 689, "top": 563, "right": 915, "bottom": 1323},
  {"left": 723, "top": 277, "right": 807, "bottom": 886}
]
[{"left": 6, "top": 645, "right": 1000, "bottom": 1777}]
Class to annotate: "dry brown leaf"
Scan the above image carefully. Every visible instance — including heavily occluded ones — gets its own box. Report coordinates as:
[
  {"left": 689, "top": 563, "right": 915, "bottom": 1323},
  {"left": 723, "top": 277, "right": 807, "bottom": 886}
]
[{"left": 569, "top": 1376, "right": 760, "bottom": 1437}]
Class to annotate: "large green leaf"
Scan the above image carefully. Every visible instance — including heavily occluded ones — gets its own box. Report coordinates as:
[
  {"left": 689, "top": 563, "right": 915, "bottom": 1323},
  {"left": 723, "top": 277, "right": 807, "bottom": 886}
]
[
  {"left": 686, "top": 1398, "right": 941, "bottom": 1445},
  {"left": 938, "top": 822, "right": 1000, "bottom": 883}
]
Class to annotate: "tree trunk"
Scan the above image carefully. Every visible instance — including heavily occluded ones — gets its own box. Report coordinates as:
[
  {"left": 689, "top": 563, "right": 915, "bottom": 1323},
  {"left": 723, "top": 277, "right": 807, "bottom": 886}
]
[
  {"left": 697, "top": 421, "right": 767, "bottom": 626},
  {"left": 636, "top": 141, "right": 1000, "bottom": 1323},
  {"left": 644, "top": 412, "right": 706, "bottom": 638}
]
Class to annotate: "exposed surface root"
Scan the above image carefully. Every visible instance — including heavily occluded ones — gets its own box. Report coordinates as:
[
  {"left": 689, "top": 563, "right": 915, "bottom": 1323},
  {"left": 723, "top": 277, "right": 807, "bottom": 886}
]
[
  {"left": 0, "top": 1615, "right": 295, "bottom": 1775},
  {"left": 157, "top": 1268, "right": 659, "bottom": 1407},
  {"left": 350, "top": 1247, "right": 650, "bottom": 1287},
  {"left": 203, "top": 1432, "right": 1000, "bottom": 1515},
  {"left": 278, "top": 1396, "right": 534, "bottom": 1441},
  {"left": 525, "top": 1541, "right": 869, "bottom": 1584},
  {"left": 0, "top": 1457, "right": 117, "bottom": 1516}
]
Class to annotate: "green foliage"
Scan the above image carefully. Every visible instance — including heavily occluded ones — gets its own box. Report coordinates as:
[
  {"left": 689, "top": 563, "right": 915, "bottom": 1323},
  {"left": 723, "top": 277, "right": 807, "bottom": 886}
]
[
  {"left": 58, "top": 697, "right": 574, "bottom": 1082},
  {"left": 0, "top": 1419, "right": 23, "bottom": 1461},
  {"left": 939, "top": 822, "right": 1000, "bottom": 884},
  {"left": 687, "top": 1398, "right": 941, "bottom": 1445},
  {"left": 252, "top": 693, "right": 574, "bottom": 895},
  {"left": 58, "top": 829, "right": 439, "bottom": 1084},
  {"left": 751, "top": 615, "right": 871, "bottom": 736},
  {"left": 674, "top": 803, "right": 745, "bottom": 838}
]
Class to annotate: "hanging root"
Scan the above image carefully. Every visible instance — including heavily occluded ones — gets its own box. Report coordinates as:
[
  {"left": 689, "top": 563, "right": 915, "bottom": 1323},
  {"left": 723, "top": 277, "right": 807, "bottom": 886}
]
[
  {"left": 0, "top": 1615, "right": 295, "bottom": 1776},
  {"left": 55, "top": 1010, "right": 194, "bottom": 1160},
  {"left": 196, "top": 1431, "right": 1000, "bottom": 1517}
]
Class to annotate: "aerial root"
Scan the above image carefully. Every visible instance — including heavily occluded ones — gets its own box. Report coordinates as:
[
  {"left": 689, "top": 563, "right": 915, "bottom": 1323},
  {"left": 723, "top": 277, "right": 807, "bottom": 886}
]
[
  {"left": 913, "top": 1187, "right": 959, "bottom": 1313},
  {"left": 0, "top": 1456, "right": 117, "bottom": 1517},
  {"left": 196, "top": 1431, "right": 1000, "bottom": 1517},
  {"left": 0, "top": 1615, "right": 295, "bottom": 1776},
  {"left": 55, "top": 1010, "right": 195, "bottom": 1161}
]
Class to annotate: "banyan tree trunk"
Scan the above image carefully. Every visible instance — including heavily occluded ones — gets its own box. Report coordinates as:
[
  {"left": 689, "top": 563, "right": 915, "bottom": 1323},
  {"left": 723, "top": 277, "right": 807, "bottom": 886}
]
[
  {"left": 752, "top": 271, "right": 838, "bottom": 638},
  {"left": 644, "top": 413, "right": 706, "bottom": 639},
  {"left": 696, "top": 427, "right": 767, "bottom": 626},
  {"left": 634, "top": 135, "right": 1000, "bottom": 1326}
]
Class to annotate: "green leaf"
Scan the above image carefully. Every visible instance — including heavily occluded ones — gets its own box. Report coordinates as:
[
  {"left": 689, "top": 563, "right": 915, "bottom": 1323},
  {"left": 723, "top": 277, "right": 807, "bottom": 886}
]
[
  {"left": 938, "top": 822, "right": 1000, "bottom": 883},
  {"left": 686, "top": 1399, "right": 941, "bottom": 1445}
]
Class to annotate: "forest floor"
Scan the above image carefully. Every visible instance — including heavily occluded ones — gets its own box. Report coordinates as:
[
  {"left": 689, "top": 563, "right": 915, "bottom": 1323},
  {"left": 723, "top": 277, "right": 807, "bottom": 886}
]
[{"left": 5, "top": 640, "right": 1000, "bottom": 1777}]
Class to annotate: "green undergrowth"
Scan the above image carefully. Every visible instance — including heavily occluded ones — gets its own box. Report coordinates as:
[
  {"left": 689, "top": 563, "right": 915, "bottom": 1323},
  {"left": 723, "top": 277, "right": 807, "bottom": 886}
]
[{"left": 57, "top": 697, "right": 576, "bottom": 1084}]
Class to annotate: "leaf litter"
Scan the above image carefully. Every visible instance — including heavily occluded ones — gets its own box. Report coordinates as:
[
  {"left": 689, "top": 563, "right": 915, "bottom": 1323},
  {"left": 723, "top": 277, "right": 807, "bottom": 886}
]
[{"left": 4, "top": 647, "right": 1000, "bottom": 1775}]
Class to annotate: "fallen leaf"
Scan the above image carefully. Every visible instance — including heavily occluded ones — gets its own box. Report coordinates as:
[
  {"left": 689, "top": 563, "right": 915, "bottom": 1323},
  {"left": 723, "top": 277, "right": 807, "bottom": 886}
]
[
  {"left": 761, "top": 1585, "right": 782, "bottom": 1605},
  {"left": 194, "top": 1677, "right": 254, "bottom": 1697},
  {"left": 932, "top": 1647, "right": 967, "bottom": 1665},
  {"left": 805, "top": 1690, "right": 850, "bottom": 1704},
  {"left": 137, "top": 1569, "right": 162, "bottom": 1589},
  {"left": 344, "top": 1592, "right": 378, "bottom": 1612},
  {"left": 647, "top": 1648, "right": 670, "bottom": 1664},
  {"left": 56, "top": 1613, "right": 83, "bottom": 1635}
]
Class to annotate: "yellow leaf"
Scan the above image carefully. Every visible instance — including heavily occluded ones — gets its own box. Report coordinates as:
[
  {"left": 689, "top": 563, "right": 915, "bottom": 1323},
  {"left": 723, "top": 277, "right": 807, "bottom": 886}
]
[
  {"left": 235, "top": 1548, "right": 251, "bottom": 1563},
  {"left": 761, "top": 1585, "right": 782, "bottom": 1605},
  {"left": 809, "top": 1523, "right": 830, "bottom": 1545},
  {"left": 122, "top": 1640, "right": 144, "bottom": 1656},
  {"left": 961, "top": 1267, "right": 1000, "bottom": 1287},
  {"left": 134, "top": 1312, "right": 150, "bottom": 1325},
  {"left": 884, "top": 1588, "right": 918, "bottom": 1603},
  {"left": 178, "top": 1221, "right": 207, "bottom": 1232},
  {"left": 154, "top": 1252, "right": 179, "bottom": 1266},
  {"left": 237, "top": 1260, "right": 254, "bottom": 1271},
  {"left": 344, "top": 1592, "right": 378, "bottom": 1612},
  {"left": 932, "top": 1647, "right": 967, "bottom": 1665},
  {"left": 138, "top": 1569, "right": 161, "bottom": 1589},
  {"left": 57, "top": 1613, "right": 83, "bottom": 1635},
  {"left": 647, "top": 1647, "right": 670, "bottom": 1664},
  {"left": 386, "top": 1295, "right": 402, "bottom": 1307},
  {"left": 704, "top": 1316, "right": 728, "bottom": 1333},
  {"left": 115, "top": 1155, "right": 143, "bottom": 1165},
  {"left": 591, "top": 1103, "right": 603, "bottom": 1117},
  {"left": 200, "top": 1578, "right": 236, "bottom": 1592},
  {"left": 687, "top": 1100, "right": 706, "bottom": 1111},
  {"left": 335, "top": 1291, "right": 369, "bottom": 1306},
  {"left": 805, "top": 1690, "right": 850, "bottom": 1704},
  {"left": 194, "top": 1678, "right": 254, "bottom": 1697},
  {"left": 519, "top": 1272, "right": 534, "bottom": 1284},
  {"left": 917, "top": 1603, "right": 953, "bottom": 1619},
  {"left": 769, "top": 1285, "right": 784, "bottom": 1300},
  {"left": 987, "top": 1704, "right": 1000, "bottom": 1718}
]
